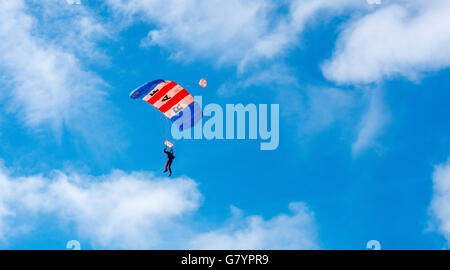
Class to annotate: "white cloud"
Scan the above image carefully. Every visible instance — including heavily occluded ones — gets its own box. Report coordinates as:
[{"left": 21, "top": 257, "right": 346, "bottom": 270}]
[
  {"left": 430, "top": 159, "right": 450, "bottom": 246},
  {"left": 190, "top": 203, "right": 318, "bottom": 250},
  {"left": 0, "top": 0, "right": 113, "bottom": 142},
  {"left": 107, "top": 0, "right": 360, "bottom": 71},
  {"left": 0, "top": 166, "right": 202, "bottom": 248},
  {"left": 323, "top": 0, "right": 450, "bottom": 84},
  {"left": 0, "top": 165, "right": 318, "bottom": 249}
]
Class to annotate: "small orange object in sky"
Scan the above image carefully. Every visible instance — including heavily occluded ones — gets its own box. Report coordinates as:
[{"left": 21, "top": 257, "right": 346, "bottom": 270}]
[{"left": 198, "top": 78, "right": 207, "bottom": 88}]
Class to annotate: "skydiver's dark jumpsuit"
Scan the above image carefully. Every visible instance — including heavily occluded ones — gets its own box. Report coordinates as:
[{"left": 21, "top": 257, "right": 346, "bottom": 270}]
[{"left": 164, "top": 148, "right": 175, "bottom": 176}]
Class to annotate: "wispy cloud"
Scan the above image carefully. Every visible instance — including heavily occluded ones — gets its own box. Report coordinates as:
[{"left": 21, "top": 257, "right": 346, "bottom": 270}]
[
  {"left": 107, "top": 0, "right": 360, "bottom": 72},
  {"left": 0, "top": 0, "right": 122, "bottom": 152},
  {"left": 352, "top": 89, "right": 388, "bottom": 155},
  {"left": 217, "top": 64, "right": 300, "bottom": 97},
  {"left": 299, "top": 87, "right": 358, "bottom": 135},
  {"left": 0, "top": 2, "right": 102, "bottom": 129}
]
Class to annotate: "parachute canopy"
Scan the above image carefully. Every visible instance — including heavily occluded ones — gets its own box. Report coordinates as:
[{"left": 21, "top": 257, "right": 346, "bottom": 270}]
[
  {"left": 130, "top": 79, "right": 203, "bottom": 131},
  {"left": 198, "top": 78, "right": 207, "bottom": 88}
]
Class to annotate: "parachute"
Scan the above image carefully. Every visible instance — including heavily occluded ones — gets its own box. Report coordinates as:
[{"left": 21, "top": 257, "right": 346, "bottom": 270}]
[
  {"left": 130, "top": 79, "right": 203, "bottom": 131},
  {"left": 198, "top": 78, "right": 207, "bottom": 88}
]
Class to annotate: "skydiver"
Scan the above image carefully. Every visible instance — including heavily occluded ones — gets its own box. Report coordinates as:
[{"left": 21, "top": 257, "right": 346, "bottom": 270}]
[{"left": 163, "top": 147, "right": 175, "bottom": 176}]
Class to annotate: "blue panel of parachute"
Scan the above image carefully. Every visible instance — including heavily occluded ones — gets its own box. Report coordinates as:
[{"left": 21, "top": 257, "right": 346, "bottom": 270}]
[
  {"left": 170, "top": 101, "right": 203, "bottom": 131},
  {"left": 129, "top": 79, "right": 165, "bottom": 99}
]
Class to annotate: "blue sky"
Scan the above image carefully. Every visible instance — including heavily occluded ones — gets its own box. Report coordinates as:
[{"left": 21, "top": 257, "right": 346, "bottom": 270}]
[{"left": 0, "top": 0, "right": 450, "bottom": 250}]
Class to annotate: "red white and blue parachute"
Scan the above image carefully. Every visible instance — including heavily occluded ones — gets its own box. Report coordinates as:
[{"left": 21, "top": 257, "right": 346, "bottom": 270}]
[{"left": 130, "top": 79, "right": 203, "bottom": 131}]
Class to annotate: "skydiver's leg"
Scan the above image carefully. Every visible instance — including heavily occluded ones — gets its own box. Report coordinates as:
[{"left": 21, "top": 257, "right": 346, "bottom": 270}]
[
  {"left": 164, "top": 160, "right": 169, "bottom": 173},
  {"left": 168, "top": 160, "right": 172, "bottom": 176}
]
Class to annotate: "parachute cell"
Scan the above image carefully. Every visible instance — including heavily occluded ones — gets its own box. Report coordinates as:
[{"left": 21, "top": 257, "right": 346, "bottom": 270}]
[{"left": 130, "top": 79, "right": 203, "bottom": 131}]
